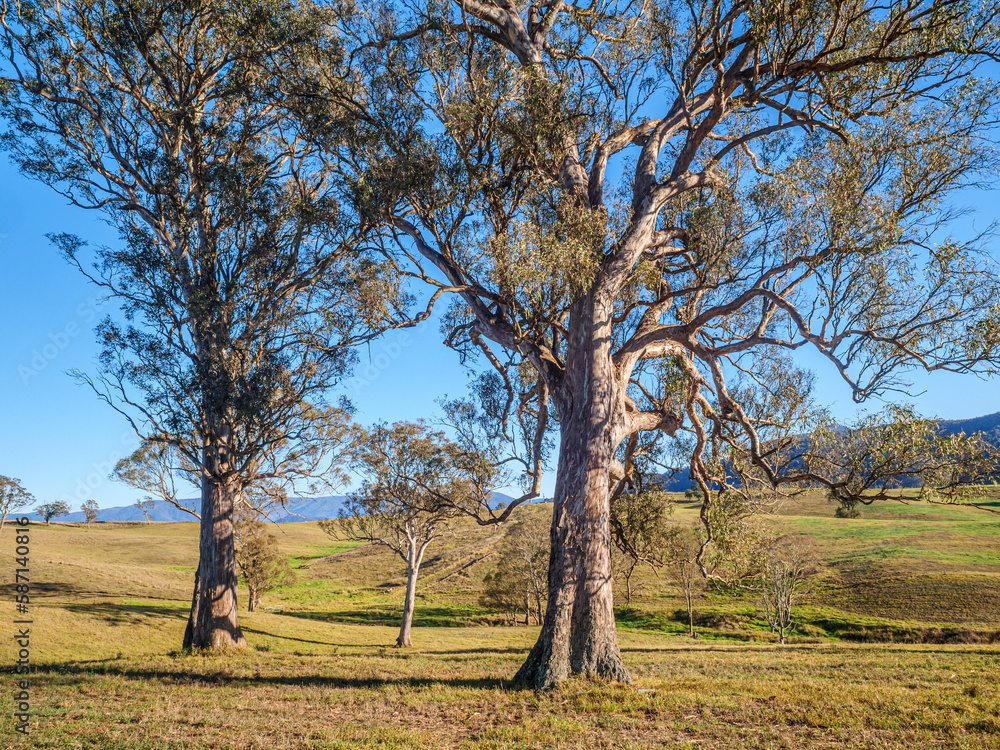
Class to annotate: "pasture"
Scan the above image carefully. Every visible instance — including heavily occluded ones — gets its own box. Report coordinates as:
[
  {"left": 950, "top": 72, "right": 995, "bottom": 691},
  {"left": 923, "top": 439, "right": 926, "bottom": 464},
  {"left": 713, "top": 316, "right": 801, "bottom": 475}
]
[{"left": 3, "top": 492, "right": 1000, "bottom": 748}]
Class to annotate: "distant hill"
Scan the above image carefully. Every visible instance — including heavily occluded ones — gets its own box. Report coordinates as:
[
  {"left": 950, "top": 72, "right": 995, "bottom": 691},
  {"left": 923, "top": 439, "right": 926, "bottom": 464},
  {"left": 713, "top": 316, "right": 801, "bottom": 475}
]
[
  {"left": 937, "top": 411, "right": 1000, "bottom": 443},
  {"left": 28, "top": 496, "right": 346, "bottom": 524},
  {"left": 32, "top": 490, "right": 537, "bottom": 524},
  {"left": 657, "top": 411, "right": 1000, "bottom": 491},
  {"left": 25, "top": 498, "right": 200, "bottom": 524}
]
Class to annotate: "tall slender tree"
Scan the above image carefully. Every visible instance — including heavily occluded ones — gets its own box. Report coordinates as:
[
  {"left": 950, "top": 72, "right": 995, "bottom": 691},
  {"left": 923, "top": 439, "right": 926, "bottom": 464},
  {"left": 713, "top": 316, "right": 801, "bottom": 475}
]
[
  {"left": 0, "top": 0, "right": 411, "bottom": 649},
  {"left": 319, "top": 0, "right": 1000, "bottom": 686}
]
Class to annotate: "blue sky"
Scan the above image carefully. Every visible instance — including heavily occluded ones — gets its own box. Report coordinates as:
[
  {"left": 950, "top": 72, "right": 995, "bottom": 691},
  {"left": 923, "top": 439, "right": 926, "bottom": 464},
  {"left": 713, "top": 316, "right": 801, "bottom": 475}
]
[
  {"left": 1, "top": 159, "right": 997, "bottom": 510},
  {"left": 0, "top": 159, "right": 473, "bottom": 508}
]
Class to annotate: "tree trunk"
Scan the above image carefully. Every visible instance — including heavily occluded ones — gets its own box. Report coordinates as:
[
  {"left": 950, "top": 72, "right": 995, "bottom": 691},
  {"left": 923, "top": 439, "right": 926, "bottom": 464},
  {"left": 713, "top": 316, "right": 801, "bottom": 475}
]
[
  {"left": 248, "top": 589, "right": 258, "bottom": 613},
  {"left": 185, "top": 472, "right": 246, "bottom": 650},
  {"left": 514, "top": 295, "right": 630, "bottom": 689},
  {"left": 623, "top": 562, "right": 635, "bottom": 608},
  {"left": 685, "top": 581, "right": 695, "bottom": 637},
  {"left": 182, "top": 563, "right": 201, "bottom": 650},
  {"left": 397, "top": 544, "right": 424, "bottom": 647}
]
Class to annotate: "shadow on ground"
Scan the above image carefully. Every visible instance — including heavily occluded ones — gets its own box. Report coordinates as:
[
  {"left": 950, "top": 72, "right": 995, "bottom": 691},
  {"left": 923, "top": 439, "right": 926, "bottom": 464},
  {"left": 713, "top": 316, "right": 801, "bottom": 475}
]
[
  {"left": 24, "top": 662, "right": 511, "bottom": 691},
  {"left": 282, "top": 606, "right": 490, "bottom": 628},
  {"left": 60, "top": 601, "right": 190, "bottom": 625}
]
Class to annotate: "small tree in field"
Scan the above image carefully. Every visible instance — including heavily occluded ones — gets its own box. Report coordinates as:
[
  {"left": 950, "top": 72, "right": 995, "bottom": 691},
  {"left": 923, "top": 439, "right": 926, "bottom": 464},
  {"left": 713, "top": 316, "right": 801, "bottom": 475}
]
[
  {"left": 36, "top": 501, "right": 71, "bottom": 525},
  {"left": 610, "top": 489, "right": 672, "bottom": 607},
  {"left": 233, "top": 511, "right": 295, "bottom": 613},
  {"left": 322, "top": 422, "right": 472, "bottom": 647},
  {"left": 481, "top": 518, "right": 549, "bottom": 625},
  {"left": 0, "top": 476, "right": 35, "bottom": 538},
  {"left": 81, "top": 499, "right": 99, "bottom": 525},
  {"left": 757, "top": 539, "right": 816, "bottom": 645},
  {"left": 665, "top": 526, "right": 706, "bottom": 638},
  {"left": 135, "top": 499, "right": 156, "bottom": 524},
  {"left": 834, "top": 498, "right": 861, "bottom": 519}
]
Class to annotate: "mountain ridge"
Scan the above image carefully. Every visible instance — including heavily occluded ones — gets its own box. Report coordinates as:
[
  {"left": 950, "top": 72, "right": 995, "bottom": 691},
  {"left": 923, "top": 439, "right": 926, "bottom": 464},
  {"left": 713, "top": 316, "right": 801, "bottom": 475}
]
[{"left": 26, "top": 491, "right": 530, "bottom": 524}]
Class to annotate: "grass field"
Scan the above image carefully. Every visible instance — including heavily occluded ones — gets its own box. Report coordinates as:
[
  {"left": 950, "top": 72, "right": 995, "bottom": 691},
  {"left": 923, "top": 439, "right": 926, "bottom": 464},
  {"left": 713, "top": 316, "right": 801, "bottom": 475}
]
[{"left": 2, "top": 492, "right": 999, "bottom": 748}]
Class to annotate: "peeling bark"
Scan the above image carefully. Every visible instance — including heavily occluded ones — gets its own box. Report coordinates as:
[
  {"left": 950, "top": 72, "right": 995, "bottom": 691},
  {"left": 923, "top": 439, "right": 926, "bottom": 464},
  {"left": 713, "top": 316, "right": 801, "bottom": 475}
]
[
  {"left": 185, "top": 473, "right": 246, "bottom": 650},
  {"left": 514, "top": 294, "right": 631, "bottom": 689}
]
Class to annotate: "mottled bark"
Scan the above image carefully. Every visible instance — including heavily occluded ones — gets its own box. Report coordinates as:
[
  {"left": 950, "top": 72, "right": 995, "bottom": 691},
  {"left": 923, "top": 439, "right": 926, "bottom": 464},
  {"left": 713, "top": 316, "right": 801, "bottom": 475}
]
[
  {"left": 182, "top": 563, "right": 201, "bottom": 650},
  {"left": 514, "top": 294, "right": 631, "bottom": 689},
  {"left": 185, "top": 470, "right": 246, "bottom": 650}
]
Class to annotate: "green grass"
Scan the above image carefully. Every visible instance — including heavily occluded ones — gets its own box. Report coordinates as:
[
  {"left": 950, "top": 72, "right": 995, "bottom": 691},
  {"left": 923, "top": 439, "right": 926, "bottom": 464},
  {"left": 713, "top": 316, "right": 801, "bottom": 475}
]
[{"left": 2, "top": 493, "right": 1000, "bottom": 748}]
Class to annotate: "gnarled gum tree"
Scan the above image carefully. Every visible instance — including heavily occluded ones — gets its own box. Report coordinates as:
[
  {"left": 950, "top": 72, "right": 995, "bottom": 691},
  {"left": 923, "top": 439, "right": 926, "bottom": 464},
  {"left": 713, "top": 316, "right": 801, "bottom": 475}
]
[
  {"left": 0, "top": 0, "right": 411, "bottom": 649},
  {"left": 326, "top": 0, "right": 1000, "bottom": 687}
]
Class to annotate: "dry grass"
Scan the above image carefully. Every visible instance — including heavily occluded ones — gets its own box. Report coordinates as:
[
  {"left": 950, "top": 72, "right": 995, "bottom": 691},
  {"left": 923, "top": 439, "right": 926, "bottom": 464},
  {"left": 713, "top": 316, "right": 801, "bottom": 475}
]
[
  {"left": 5, "top": 638, "right": 1000, "bottom": 749},
  {"left": 2, "top": 492, "right": 1000, "bottom": 748}
]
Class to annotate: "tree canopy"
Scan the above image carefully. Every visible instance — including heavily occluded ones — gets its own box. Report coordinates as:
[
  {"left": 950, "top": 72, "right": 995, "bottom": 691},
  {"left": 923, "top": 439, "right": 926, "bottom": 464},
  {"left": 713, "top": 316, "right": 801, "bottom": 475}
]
[{"left": 0, "top": 0, "right": 414, "bottom": 650}]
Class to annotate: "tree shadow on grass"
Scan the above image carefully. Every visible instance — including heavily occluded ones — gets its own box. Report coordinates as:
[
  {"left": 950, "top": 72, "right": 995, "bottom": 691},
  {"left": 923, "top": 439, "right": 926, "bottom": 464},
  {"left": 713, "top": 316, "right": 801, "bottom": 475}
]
[
  {"left": 620, "top": 643, "right": 1000, "bottom": 655},
  {"left": 620, "top": 644, "right": 828, "bottom": 654},
  {"left": 0, "top": 581, "right": 141, "bottom": 599},
  {"left": 239, "top": 625, "right": 350, "bottom": 648},
  {"left": 0, "top": 582, "right": 190, "bottom": 606},
  {"left": 61, "top": 601, "right": 189, "bottom": 624},
  {"left": 29, "top": 662, "right": 509, "bottom": 691},
  {"left": 418, "top": 647, "right": 529, "bottom": 656},
  {"left": 283, "top": 606, "right": 486, "bottom": 628}
]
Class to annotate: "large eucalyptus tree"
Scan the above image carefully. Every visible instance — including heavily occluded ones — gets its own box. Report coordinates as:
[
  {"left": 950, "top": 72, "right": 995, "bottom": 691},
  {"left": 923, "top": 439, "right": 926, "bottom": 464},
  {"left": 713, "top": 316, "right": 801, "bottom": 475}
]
[
  {"left": 319, "top": 0, "right": 1000, "bottom": 686},
  {"left": 0, "top": 0, "right": 410, "bottom": 649}
]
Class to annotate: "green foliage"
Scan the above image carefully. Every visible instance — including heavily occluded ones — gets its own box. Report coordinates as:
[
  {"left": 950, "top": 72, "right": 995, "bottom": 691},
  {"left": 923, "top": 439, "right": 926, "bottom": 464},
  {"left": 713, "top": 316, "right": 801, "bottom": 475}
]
[
  {"left": 134, "top": 498, "right": 156, "bottom": 523},
  {"left": 480, "top": 518, "right": 549, "bottom": 625},
  {"left": 834, "top": 497, "right": 862, "bottom": 518},
  {"left": 0, "top": 0, "right": 402, "bottom": 518},
  {"left": 0, "top": 475, "right": 34, "bottom": 524},
  {"left": 610, "top": 489, "right": 674, "bottom": 605},
  {"left": 234, "top": 515, "right": 296, "bottom": 613},
  {"left": 700, "top": 493, "right": 773, "bottom": 585},
  {"left": 81, "top": 499, "right": 100, "bottom": 524},
  {"left": 36, "top": 500, "right": 71, "bottom": 524},
  {"left": 330, "top": 421, "right": 472, "bottom": 556},
  {"left": 806, "top": 405, "right": 1000, "bottom": 506}
]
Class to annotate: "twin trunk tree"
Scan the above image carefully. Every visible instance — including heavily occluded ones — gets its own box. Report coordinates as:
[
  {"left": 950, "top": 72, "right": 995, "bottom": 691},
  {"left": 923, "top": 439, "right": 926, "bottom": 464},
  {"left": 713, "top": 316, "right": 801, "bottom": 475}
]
[
  {"left": 1, "top": 0, "right": 411, "bottom": 649},
  {"left": 333, "top": 0, "right": 1000, "bottom": 686}
]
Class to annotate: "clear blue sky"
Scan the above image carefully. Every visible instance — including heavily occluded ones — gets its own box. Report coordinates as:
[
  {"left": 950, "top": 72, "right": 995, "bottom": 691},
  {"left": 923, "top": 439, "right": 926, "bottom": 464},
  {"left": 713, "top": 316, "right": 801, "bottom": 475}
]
[{"left": 1, "top": 159, "right": 997, "bottom": 510}]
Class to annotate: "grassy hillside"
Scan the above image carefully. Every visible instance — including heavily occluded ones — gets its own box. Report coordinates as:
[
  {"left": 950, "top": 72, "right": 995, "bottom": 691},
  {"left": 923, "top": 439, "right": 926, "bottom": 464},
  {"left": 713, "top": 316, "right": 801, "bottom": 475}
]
[{"left": 2, "top": 492, "right": 999, "bottom": 748}]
